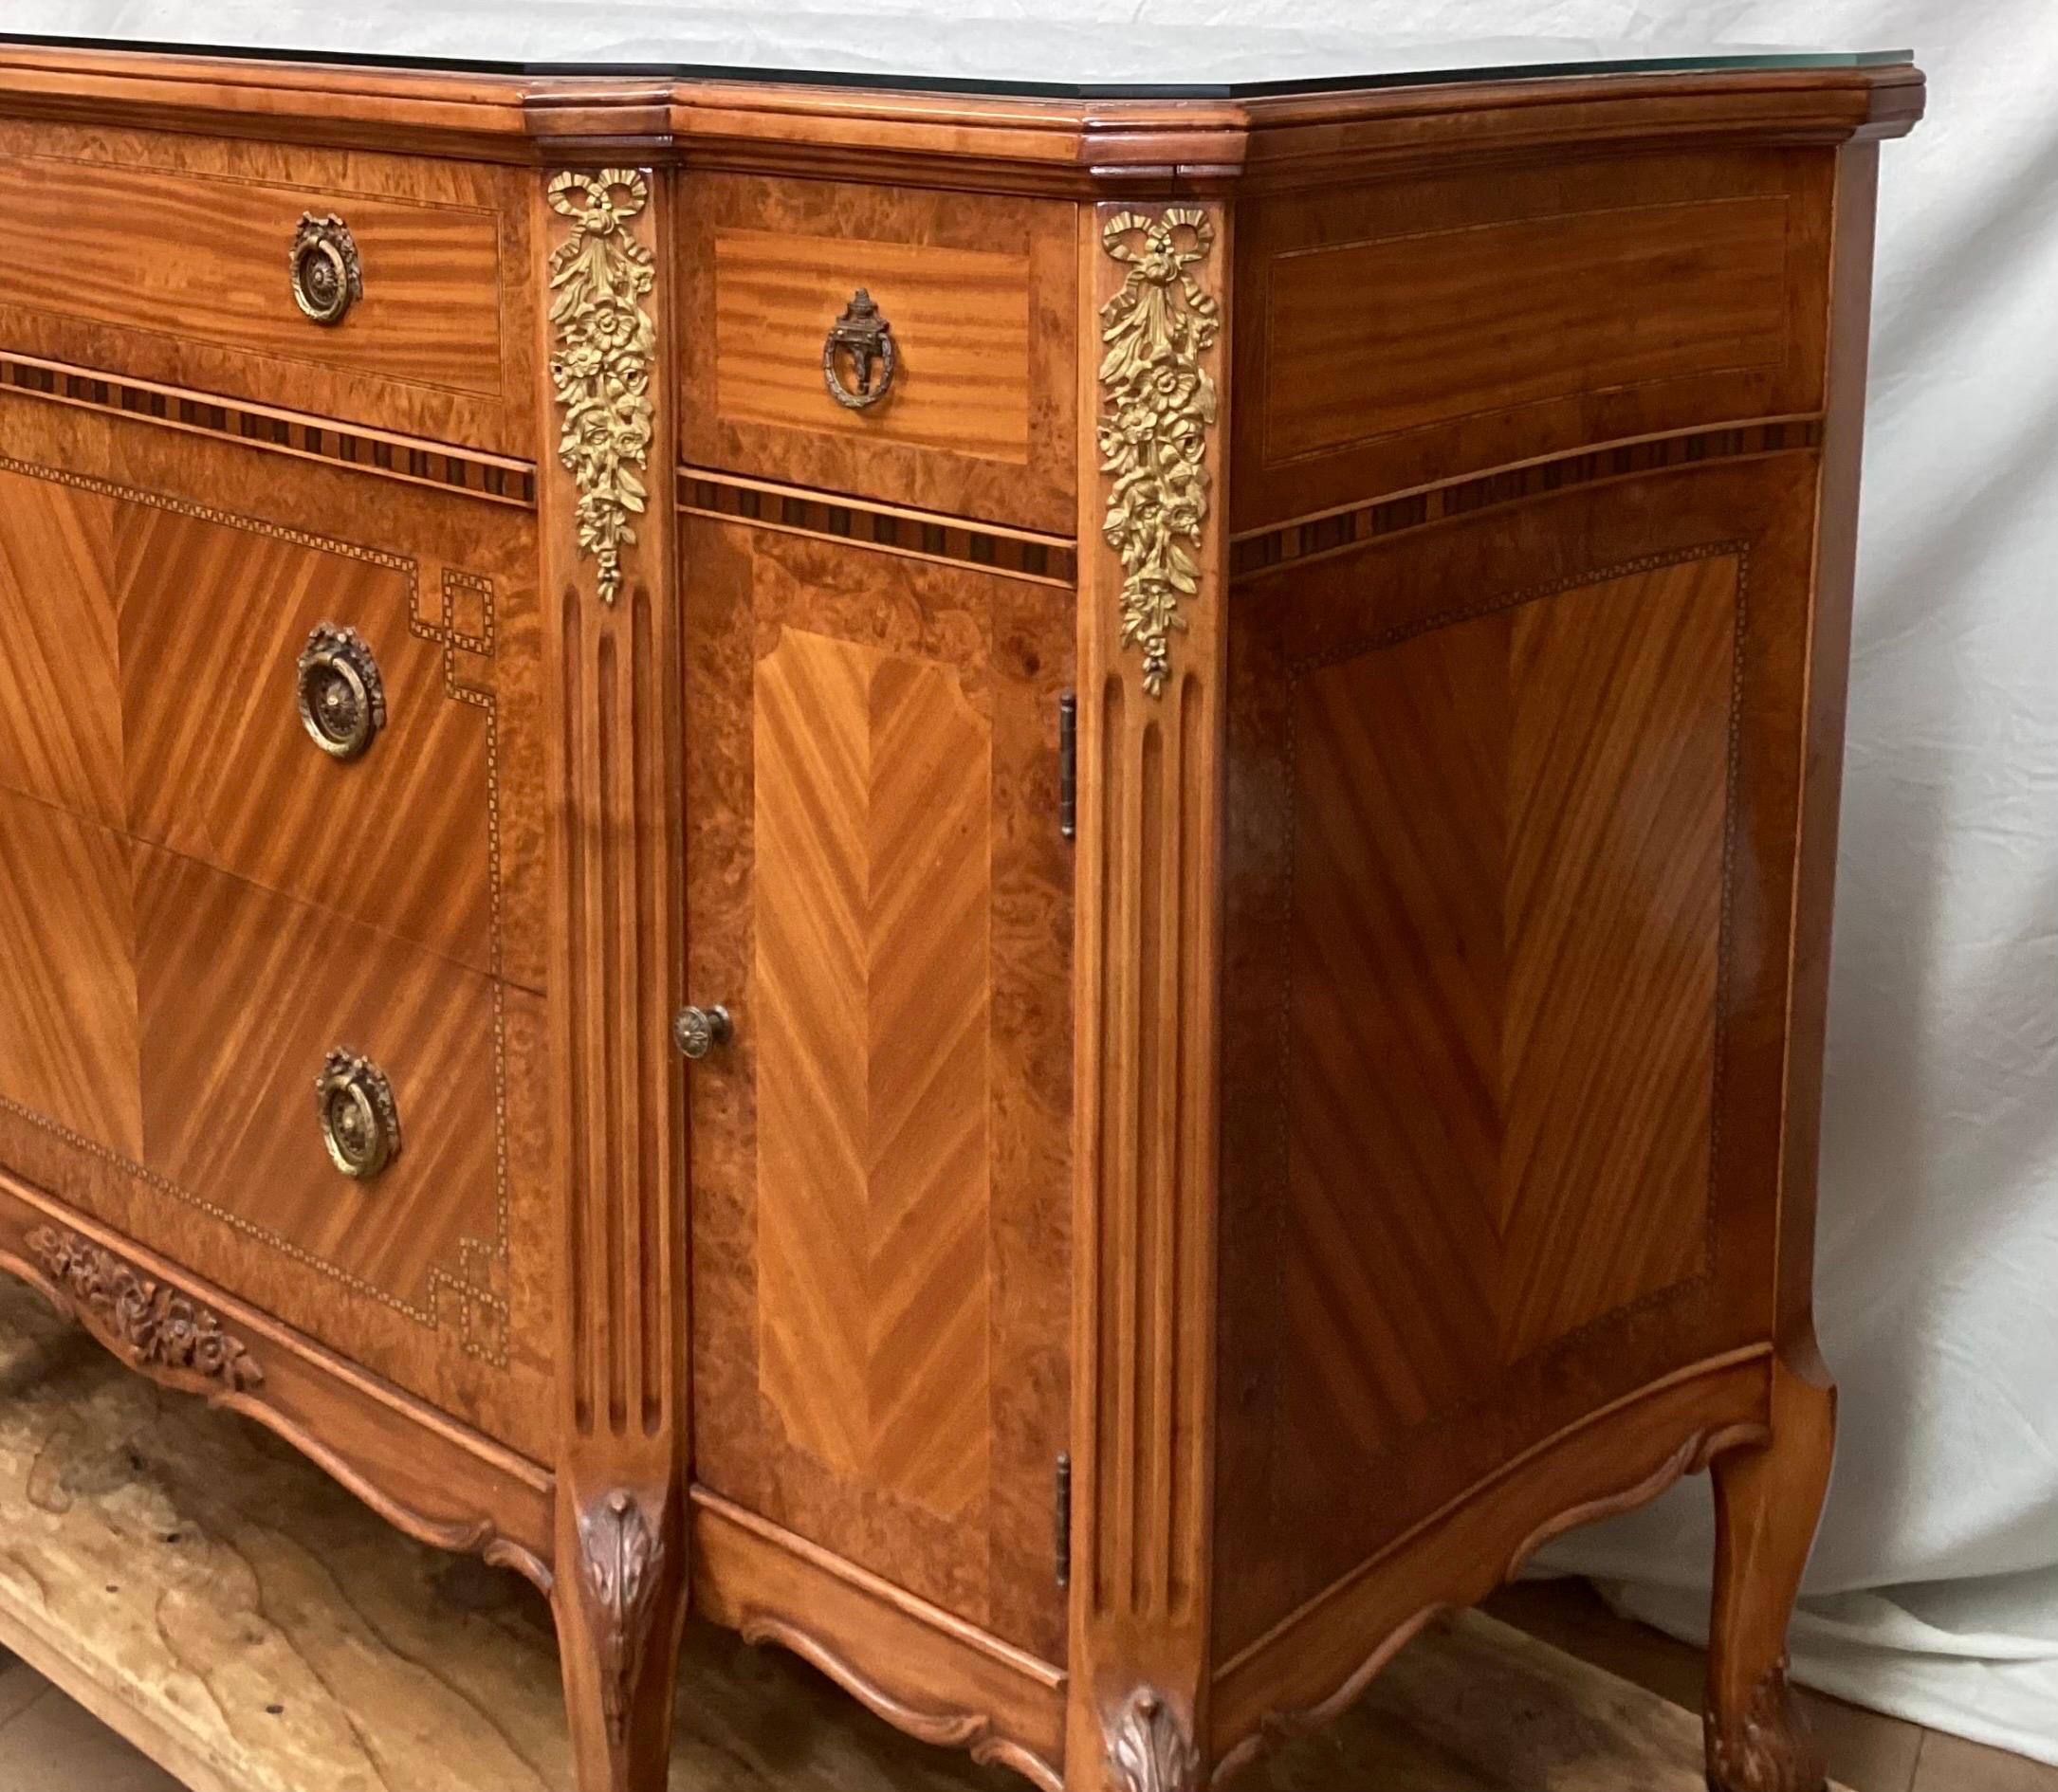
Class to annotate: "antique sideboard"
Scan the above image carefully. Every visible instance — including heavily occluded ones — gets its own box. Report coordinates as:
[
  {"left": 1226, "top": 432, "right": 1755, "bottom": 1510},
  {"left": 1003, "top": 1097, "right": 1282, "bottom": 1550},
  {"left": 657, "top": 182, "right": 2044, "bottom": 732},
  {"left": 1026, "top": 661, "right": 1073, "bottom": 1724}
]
[{"left": 0, "top": 18, "right": 1920, "bottom": 1792}]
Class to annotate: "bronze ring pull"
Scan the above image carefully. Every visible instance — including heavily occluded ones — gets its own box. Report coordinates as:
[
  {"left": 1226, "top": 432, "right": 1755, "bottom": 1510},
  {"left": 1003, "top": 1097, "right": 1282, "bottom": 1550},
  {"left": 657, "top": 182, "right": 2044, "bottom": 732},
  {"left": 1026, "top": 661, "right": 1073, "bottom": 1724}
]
[
  {"left": 290, "top": 212, "right": 363, "bottom": 326},
  {"left": 823, "top": 289, "right": 896, "bottom": 410},
  {"left": 316, "top": 1049, "right": 401, "bottom": 1181},
  {"left": 672, "top": 1005, "right": 733, "bottom": 1060},
  {"left": 297, "top": 623, "right": 386, "bottom": 761}
]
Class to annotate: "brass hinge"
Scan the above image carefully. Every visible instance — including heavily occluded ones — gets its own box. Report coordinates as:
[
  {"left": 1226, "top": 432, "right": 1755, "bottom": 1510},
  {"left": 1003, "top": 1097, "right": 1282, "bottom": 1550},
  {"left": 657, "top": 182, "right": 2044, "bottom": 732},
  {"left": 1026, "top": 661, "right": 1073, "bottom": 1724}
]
[
  {"left": 1055, "top": 1453, "right": 1073, "bottom": 1588},
  {"left": 1057, "top": 691, "right": 1077, "bottom": 841}
]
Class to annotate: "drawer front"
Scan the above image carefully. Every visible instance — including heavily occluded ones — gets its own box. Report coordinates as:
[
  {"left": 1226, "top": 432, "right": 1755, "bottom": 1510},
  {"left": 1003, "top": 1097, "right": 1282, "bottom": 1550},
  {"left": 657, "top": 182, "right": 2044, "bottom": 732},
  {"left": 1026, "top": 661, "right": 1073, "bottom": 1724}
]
[
  {"left": 0, "top": 119, "right": 532, "bottom": 455},
  {"left": 119, "top": 489, "right": 510, "bottom": 983},
  {"left": 677, "top": 173, "right": 1076, "bottom": 535},
  {"left": 0, "top": 788, "right": 140, "bottom": 1161},
  {"left": 1233, "top": 149, "right": 1828, "bottom": 529},
  {"left": 0, "top": 807, "right": 553, "bottom": 1460},
  {"left": 133, "top": 848, "right": 499, "bottom": 1329},
  {"left": 0, "top": 387, "right": 547, "bottom": 993}
]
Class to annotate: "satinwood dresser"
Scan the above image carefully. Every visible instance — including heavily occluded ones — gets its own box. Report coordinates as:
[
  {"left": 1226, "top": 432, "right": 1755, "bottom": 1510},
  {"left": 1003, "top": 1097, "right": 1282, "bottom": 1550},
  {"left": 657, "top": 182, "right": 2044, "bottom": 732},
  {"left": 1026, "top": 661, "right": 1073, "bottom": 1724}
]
[{"left": 0, "top": 15, "right": 1920, "bottom": 1791}]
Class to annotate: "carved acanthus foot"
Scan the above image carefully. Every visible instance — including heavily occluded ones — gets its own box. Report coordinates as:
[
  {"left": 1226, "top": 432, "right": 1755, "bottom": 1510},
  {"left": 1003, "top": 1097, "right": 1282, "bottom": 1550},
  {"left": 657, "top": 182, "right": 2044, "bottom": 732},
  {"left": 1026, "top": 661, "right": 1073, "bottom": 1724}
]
[
  {"left": 1706, "top": 1657, "right": 1828, "bottom": 1792},
  {"left": 1110, "top": 1688, "right": 1201, "bottom": 1792},
  {"left": 577, "top": 1489, "right": 663, "bottom": 1746}
]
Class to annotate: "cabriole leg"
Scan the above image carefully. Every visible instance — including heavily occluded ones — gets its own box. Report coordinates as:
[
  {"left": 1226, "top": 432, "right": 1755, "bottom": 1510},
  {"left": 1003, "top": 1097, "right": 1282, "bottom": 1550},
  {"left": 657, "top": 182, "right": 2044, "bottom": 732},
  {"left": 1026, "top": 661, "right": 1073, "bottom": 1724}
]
[
  {"left": 553, "top": 1487, "right": 688, "bottom": 1792},
  {"left": 1704, "top": 1349, "right": 1837, "bottom": 1792}
]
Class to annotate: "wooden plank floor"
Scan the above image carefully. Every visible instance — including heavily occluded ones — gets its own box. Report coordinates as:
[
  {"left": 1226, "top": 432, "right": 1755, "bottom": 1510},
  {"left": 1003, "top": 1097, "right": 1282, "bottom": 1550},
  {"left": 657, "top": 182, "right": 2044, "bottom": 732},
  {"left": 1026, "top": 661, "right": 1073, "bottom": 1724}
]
[
  {"left": 0, "top": 1275, "right": 2042, "bottom": 1792},
  {"left": 1486, "top": 1582, "right": 2058, "bottom": 1792}
]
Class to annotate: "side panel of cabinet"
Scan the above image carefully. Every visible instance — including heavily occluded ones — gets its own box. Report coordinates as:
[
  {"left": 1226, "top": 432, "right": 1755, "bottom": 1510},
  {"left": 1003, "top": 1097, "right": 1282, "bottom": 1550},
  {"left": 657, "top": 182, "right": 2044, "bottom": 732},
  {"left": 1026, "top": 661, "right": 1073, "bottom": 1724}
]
[
  {"left": 1212, "top": 458, "right": 1821, "bottom": 1655},
  {"left": 684, "top": 518, "right": 1074, "bottom": 1660}
]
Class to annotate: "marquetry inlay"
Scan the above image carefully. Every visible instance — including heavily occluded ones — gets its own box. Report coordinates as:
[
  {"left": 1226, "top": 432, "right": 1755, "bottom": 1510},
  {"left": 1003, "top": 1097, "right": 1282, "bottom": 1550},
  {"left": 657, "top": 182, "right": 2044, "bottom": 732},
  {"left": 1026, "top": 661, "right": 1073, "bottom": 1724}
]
[
  {"left": 677, "top": 468, "right": 1077, "bottom": 587},
  {"left": 0, "top": 453, "right": 514, "bottom": 1364},
  {"left": 1230, "top": 421, "right": 1820, "bottom": 579},
  {"left": 0, "top": 353, "right": 537, "bottom": 504},
  {"left": 547, "top": 168, "right": 658, "bottom": 607},
  {"left": 1097, "top": 209, "right": 1221, "bottom": 697}
]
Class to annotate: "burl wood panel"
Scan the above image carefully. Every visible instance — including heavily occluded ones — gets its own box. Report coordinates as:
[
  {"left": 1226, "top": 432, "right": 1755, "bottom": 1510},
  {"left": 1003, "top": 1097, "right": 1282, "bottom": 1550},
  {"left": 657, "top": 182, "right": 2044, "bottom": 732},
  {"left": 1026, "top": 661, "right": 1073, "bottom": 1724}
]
[
  {"left": 754, "top": 628, "right": 994, "bottom": 1519},
  {"left": 0, "top": 466, "right": 123, "bottom": 829},
  {"left": 0, "top": 789, "right": 139, "bottom": 1161},
  {"left": 0, "top": 119, "right": 534, "bottom": 455},
  {"left": 678, "top": 174, "right": 1077, "bottom": 535},
  {"left": 1232, "top": 150, "right": 1831, "bottom": 529},
  {"left": 1214, "top": 458, "right": 1824, "bottom": 1657},
  {"left": 686, "top": 517, "right": 1074, "bottom": 1662}
]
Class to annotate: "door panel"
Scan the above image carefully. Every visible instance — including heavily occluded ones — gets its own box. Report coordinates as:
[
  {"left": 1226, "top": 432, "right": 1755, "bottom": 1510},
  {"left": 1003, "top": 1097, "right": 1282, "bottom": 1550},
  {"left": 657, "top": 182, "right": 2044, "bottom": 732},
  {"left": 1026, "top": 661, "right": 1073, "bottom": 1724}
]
[{"left": 685, "top": 518, "right": 1074, "bottom": 1661}]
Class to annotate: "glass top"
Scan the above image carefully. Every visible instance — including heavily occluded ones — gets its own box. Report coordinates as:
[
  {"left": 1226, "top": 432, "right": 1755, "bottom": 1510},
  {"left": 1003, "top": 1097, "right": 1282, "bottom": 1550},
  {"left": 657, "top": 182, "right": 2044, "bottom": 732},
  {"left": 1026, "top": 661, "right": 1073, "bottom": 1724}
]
[{"left": 0, "top": 3, "right": 1910, "bottom": 101}]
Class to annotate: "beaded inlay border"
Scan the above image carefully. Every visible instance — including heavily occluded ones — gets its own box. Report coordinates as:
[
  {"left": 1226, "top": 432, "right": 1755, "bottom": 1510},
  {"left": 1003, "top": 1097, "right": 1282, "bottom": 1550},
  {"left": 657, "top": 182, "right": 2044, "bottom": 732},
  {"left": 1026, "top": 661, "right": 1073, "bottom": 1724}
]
[
  {"left": 1231, "top": 420, "right": 1819, "bottom": 580},
  {"left": 0, "top": 452, "right": 513, "bottom": 1365},
  {"left": 678, "top": 468, "right": 1078, "bottom": 588},
  {"left": 0, "top": 354, "right": 537, "bottom": 507}
]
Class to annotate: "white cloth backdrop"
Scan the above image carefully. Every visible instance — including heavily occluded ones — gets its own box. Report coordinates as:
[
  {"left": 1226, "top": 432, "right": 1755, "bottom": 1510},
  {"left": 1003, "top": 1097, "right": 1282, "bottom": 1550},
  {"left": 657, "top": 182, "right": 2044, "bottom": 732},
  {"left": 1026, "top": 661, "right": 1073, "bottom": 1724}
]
[{"left": 35, "top": 0, "right": 2058, "bottom": 1765}]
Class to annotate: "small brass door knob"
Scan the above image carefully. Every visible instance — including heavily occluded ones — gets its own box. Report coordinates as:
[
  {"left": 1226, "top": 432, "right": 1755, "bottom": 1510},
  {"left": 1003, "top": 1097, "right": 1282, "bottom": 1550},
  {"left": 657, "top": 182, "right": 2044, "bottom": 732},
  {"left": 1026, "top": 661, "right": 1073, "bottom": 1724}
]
[
  {"left": 297, "top": 622, "right": 385, "bottom": 760},
  {"left": 316, "top": 1048, "right": 401, "bottom": 1181},
  {"left": 672, "top": 1005, "right": 733, "bottom": 1060}
]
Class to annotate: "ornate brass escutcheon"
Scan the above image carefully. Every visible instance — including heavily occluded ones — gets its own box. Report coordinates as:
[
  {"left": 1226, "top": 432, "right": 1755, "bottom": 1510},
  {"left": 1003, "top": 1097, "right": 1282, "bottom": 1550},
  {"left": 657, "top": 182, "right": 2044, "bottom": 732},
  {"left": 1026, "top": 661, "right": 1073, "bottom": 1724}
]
[
  {"left": 290, "top": 212, "right": 363, "bottom": 325},
  {"left": 822, "top": 288, "right": 896, "bottom": 410},
  {"left": 671, "top": 1005, "right": 733, "bottom": 1061},
  {"left": 316, "top": 1049, "right": 402, "bottom": 1181},
  {"left": 296, "top": 622, "right": 385, "bottom": 760}
]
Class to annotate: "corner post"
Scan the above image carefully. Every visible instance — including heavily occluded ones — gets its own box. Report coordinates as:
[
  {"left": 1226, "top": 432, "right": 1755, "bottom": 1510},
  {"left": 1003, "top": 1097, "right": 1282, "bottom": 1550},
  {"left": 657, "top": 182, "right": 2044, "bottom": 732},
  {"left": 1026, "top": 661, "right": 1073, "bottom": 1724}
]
[
  {"left": 536, "top": 160, "right": 690, "bottom": 1790},
  {"left": 1067, "top": 196, "right": 1233, "bottom": 1792},
  {"left": 1705, "top": 136, "right": 1883, "bottom": 1792}
]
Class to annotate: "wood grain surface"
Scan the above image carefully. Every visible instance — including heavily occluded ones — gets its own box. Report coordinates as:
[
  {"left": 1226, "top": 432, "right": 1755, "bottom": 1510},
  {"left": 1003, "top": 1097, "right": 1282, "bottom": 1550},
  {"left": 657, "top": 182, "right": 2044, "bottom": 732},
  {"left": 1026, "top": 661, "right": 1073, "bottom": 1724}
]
[
  {"left": 1231, "top": 150, "right": 1830, "bottom": 531},
  {"left": 678, "top": 174, "right": 1077, "bottom": 534},
  {"left": 0, "top": 1275, "right": 1796, "bottom": 1792},
  {"left": 0, "top": 119, "right": 534, "bottom": 455},
  {"left": 684, "top": 515, "right": 1075, "bottom": 1666},
  {"left": 1213, "top": 455, "right": 1826, "bottom": 1670},
  {"left": 0, "top": 386, "right": 553, "bottom": 1463}
]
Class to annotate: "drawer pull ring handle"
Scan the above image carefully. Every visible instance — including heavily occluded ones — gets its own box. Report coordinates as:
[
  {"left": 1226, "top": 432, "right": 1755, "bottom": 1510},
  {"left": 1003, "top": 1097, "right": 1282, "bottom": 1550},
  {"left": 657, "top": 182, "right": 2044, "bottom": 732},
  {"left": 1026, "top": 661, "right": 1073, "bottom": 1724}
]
[
  {"left": 316, "top": 1049, "right": 402, "bottom": 1181},
  {"left": 290, "top": 212, "right": 363, "bottom": 326},
  {"left": 297, "top": 623, "right": 386, "bottom": 761},
  {"left": 823, "top": 289, "right": 896, "bottom": 411},
  {"left": 672, "top": 1005, "right": 733, "bottom": 1061}
]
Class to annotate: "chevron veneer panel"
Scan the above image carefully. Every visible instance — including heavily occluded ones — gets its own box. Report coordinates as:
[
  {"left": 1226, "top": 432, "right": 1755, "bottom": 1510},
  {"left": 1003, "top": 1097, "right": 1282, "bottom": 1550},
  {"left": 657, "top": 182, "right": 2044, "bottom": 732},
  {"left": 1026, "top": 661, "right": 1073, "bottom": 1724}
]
[
  {"left": 1279, "top": 555, "right": 1736, "bottom": 1477},
  {"left": 117, "top": 500, "right": 500, "bottom": 982},
  {"left": 0, "top": 789, "right": 141, "bottom": 1160},
  {"left": 684, "top": 515, "right": 1075, "bottom": 1666},
  {"left": 0, "top": 41, "right": 1915, "bottom": 1792},
  {"left": 0, "top": 466, "right": 123, "bottom": 829},
  {"left": 754, "top": 627, "right": 994, "bottom": 1520}
]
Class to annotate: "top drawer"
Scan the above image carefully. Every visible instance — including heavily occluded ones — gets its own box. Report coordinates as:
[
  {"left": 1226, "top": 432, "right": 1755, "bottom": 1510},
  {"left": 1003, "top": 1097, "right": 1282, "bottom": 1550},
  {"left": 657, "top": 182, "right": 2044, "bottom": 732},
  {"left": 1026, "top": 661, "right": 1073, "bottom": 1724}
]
[
  {"left": 676, "top": 173, "right": 1077, "bottom": 536},
  {"left": 0, "top": 120, "right": 532, "bottom": 456}
]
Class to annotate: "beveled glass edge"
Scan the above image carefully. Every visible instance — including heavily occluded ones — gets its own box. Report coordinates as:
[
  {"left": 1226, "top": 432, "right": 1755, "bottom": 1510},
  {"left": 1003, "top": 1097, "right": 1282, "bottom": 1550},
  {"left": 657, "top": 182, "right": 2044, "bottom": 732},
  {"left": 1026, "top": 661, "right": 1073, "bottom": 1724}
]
[{"left": 0, "top": 30, "right": 1915, "bottom": 101}]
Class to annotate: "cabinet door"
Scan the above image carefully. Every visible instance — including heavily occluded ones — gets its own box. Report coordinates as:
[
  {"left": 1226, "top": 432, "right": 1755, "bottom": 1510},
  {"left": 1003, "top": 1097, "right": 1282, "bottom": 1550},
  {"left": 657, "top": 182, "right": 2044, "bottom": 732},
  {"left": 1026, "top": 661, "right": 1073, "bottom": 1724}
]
[{"left": 684, "top": 517, "right": 1075, "bottom": 1662}]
